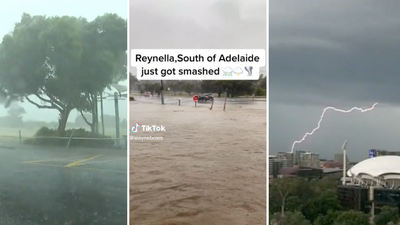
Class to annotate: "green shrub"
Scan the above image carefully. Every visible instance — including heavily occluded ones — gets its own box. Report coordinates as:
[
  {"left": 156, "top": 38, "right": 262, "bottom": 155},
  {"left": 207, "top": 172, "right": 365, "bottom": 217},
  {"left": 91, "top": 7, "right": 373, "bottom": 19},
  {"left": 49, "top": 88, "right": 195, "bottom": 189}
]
[
  {"left": 254, "top": 87, "right": 266, "bottom": 96},
  {"left": 129, "top": 96, "right": 135, "bottom": 101},
  {"left": 24, "top": 127, "right": 115, "bottom": 148}
]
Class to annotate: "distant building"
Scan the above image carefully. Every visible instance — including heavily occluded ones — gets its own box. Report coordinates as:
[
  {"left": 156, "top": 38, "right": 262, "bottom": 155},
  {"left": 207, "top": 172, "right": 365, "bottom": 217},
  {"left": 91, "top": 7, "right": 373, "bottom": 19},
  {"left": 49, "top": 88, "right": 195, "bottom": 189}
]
[
  {"left": 322, "top": 168, "right": 342, "bottom": 177},
  {"left": 368, "top": 149, "right": 400, "bottom": 158},
  {"left": 270, "top": 160, "right": 284, "bottom": 178},
  {"left": 275, "top": 151, "right": 321, "bottom": 168},
  {"left": 299, "top": 152, "right": 320, "bottom": 168},
  {"left": 294, "top": 150, "right": 306, "bottom": 165},
  {"left": 338, "top": 156, "right": 400, "bottom": 216},
  {"left": 321, "top": 160, "right": 343, "bottom": 169},
  {"left": 276, "top": 152, "right": 294, "bottom": 167},
  {"left": 334, "top": 153, "right": 349, "bottom": 164},
  {"left": 269, "top": 155, "right": 291, "bottom": 178},
  {"left": 278, "top": 166, "right": 323, "bottom": 180}
]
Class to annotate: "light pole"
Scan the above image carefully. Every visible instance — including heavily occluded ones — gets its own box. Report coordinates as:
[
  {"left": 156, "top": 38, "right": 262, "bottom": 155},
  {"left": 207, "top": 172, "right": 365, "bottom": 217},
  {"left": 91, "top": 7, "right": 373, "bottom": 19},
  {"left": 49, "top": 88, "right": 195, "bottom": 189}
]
[
  {"left": 342, "top": 140, "right": 347, "bottom": 185},
  {"left": 100, "top": 92, "right": 105, "bottom": 135},
  {"left": 160, "top": 80, "right": 164, "bottom": 104},
  {"left": 98, "top": 84, "right": 126, "bottom": 138},
  {"left": 114, "top": 92, "right": 120, "bottom": 146}
]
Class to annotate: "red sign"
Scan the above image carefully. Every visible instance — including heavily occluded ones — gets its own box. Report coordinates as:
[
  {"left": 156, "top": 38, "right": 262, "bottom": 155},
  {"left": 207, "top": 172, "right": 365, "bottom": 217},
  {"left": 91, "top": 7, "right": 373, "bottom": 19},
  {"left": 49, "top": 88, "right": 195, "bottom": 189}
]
[{"left": 193, "top": 95, "right": 198, "bottom": 101}]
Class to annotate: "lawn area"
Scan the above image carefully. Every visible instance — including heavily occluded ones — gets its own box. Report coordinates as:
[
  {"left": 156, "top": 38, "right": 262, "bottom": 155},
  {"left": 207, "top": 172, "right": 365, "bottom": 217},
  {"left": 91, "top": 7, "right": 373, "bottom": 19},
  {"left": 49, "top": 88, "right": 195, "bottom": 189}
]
[
  {"left": 130, "top": 91, "right": 265, "bottom": 98},
  {"left": 0, "top": 127, "right": 127, "bottom": 144}
]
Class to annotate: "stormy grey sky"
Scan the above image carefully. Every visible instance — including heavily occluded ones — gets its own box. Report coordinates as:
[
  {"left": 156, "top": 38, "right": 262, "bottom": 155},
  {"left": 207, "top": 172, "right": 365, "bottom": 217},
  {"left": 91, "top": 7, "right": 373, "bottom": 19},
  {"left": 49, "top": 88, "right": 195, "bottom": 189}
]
[
  {"left": 270, "top": 1, "right": 400, "bottom": 161},
  {"left": 129, "top": 0, "right": 266, "bottom": 74},
  {"left": 0, "top": 0, "right": 127, "bottom": 123}
]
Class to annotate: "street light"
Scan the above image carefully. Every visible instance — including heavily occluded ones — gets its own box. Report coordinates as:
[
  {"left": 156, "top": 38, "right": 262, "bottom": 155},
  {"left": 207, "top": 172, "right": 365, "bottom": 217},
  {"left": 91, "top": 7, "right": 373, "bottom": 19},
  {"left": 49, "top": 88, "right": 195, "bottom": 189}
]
[
  {"left": 97, "top": 84, "right": 127, "bottom": 137},
  {"left": 160, "top": 80, "right": 164, "bottom": 104},
  {"left": 342, "top": 140, "right": 348, "bottom": 185}
]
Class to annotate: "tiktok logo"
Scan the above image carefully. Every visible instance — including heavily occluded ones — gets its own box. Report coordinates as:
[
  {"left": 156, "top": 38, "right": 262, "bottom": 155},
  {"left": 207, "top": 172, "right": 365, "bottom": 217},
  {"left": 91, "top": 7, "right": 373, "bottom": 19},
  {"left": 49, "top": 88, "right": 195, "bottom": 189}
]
[
  {"left": 131, "top": 122, "right": 166, "bottom": 133},
  {"left": 131, "top": 122, "right": 141, "bottom": 133}
]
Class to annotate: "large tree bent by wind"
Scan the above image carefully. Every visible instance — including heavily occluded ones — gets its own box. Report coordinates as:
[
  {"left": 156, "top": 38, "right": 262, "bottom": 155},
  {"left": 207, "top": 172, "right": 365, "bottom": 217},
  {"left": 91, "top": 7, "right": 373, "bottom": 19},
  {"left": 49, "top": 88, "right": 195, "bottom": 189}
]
[
  {"left": 76, "top": 13, "right": 127, "bottom": 133},
  {"left": 0, "top": 13, "right": 126, "bottom": 135},
  {"left": 0, "top": 14, "right": 85, "bottom": 134}
]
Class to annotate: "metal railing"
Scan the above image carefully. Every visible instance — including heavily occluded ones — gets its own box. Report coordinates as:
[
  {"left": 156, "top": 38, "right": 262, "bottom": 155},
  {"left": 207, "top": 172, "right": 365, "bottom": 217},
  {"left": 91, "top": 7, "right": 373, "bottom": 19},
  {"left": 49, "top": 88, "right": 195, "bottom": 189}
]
[{"left": 0, "top": 131, "right": 127, "bottom": 150}]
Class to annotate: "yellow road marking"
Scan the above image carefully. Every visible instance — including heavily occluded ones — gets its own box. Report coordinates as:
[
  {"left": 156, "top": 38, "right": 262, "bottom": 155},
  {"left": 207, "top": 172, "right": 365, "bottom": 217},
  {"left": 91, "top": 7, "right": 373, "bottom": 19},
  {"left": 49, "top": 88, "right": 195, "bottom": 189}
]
[
  {"left": 64, "top": 155, "right": 102, "bottom": 167},
  {"left": 73, "top": 166, "right": 127, "bottom": 174},
  {"left": 23, "top": 161, "right": 126, "bottom": 173},
  {"left": 22, "top": 160, "right": 47, "bottom": 164},
  {"left": 22, "top": 156, "right": 92, "bottom": 164},
  {"left": 24, "top": 162, "right": 63, "bottom": 167}
]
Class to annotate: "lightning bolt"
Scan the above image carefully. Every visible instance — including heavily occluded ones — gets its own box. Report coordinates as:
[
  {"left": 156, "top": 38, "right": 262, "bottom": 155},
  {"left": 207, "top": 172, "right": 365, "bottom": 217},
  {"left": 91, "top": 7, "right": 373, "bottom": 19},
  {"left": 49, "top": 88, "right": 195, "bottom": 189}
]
[{"left": 291, "top": 102, "right": 379, "bottom": 153}]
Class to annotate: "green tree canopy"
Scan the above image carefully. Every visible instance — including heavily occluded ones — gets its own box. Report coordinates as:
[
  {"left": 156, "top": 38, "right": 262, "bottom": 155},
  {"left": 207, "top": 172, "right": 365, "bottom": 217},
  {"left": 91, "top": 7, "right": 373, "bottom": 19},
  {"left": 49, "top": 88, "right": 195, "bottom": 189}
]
[
  {"left": 314, "top": 210, "right": 343, "bottom": 225},
  {"left": 0, "top": 13, "right": 126, "bottom": 134},
  {"left": 269, "top": 177, "right": 304, "bottom": 216},
  {"left": 374, "top": 206, "right": 399, "bottom": 225},
  {"left": 183, "top": 83, "right": 195, "bottom": 94},
  {"left": 333, "top": 210, "right": 370, "bottom": 225},
  {"left": 300, "top": 191, "right": 342, "bottom": 223},
  {"left": 271, "top": 211, "right": 311, "bottom": 225}
]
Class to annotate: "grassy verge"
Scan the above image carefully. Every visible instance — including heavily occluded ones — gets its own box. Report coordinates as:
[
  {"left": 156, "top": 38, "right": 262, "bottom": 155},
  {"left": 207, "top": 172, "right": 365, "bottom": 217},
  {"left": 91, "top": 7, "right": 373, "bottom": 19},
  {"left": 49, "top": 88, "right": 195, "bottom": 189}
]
[{"left": 0, "top": 127, "right": 127, "bottom": 141}]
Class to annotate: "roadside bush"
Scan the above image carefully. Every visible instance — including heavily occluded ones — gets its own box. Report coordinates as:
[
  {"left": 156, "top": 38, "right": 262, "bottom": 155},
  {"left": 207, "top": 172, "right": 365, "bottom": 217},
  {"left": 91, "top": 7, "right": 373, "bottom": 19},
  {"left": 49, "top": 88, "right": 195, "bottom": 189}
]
[
  {"left": 130, "top": 96, "right": 135, "bottom": 101},
  {"left": 254, "top": 87, "right": 266, "bottom": 96},
  {"left": 24, "top": 127, "right": 115, "bottom": 148}
]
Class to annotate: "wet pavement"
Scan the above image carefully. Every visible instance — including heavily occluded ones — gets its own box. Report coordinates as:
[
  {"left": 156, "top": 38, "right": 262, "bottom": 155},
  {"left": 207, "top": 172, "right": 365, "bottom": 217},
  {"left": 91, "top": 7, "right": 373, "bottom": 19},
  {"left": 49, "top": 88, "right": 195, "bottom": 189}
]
[
  {"left": 0, "top": 145, "right": 127, "bottom": 225},
  {"left": 130, "top": 96, "right": 266, "bottom": 225},
  {"left": 133, "top": 95, "right": 266, "bottom": 107}
]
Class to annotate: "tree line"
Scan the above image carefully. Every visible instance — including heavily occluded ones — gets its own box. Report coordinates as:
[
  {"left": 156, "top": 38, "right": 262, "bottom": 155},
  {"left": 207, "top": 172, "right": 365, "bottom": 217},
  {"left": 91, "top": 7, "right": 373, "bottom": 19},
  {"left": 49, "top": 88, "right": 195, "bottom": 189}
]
[
  {"left": 0, "top": 13, "right": 126, "bottom": 135},
  {"left": 270, "top": 176, "right": 400, "bottom": 225},
  {"left": 130, "top": 73, "right": 266, "bottom": 97}
]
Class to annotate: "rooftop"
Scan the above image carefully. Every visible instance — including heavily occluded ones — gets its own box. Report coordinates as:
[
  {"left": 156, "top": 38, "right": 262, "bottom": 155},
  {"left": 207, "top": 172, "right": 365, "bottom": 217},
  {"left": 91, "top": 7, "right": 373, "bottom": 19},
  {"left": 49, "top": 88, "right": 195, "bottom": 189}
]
[{"left": 323, "top": 168, "right": 342, "bottom": 174}]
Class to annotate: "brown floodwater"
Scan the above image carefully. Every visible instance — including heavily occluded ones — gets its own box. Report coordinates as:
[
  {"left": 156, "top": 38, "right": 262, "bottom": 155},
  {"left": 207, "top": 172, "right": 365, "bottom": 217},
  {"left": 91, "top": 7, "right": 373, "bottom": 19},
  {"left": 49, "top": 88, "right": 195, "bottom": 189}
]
[{"left": 130, "top": 98, "right": 266, "bottom": 225}]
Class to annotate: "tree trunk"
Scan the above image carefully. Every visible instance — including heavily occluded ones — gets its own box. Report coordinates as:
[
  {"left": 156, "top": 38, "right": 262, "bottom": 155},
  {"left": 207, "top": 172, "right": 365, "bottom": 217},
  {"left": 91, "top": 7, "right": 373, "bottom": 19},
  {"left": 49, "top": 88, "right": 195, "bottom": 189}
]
[
  {"left": 90, "top": 109, "right": 96, "bottom": 133},
  {"left": 218, "top": 87, "right": 222, "bottom": 97},
  {"left": 90, "top": 123, "right": 95, "bottom": 133},
  {"left": 57, "top": 108, "right": 72, "bottom": 136},
  {"left": 79, "top": 111, "right": 95, "bottom": 133},
  {"left": 92, "top": 93, "right": 99, "bottom": 134},
  {"left": 232, "top": 87, "right": 238, "bottom": 98},
  {"left": 92, "top": 106, "right": 97, "bottom": 134},
  {"left": 281, "top": 197, "right": 286, "bottom": 217}
]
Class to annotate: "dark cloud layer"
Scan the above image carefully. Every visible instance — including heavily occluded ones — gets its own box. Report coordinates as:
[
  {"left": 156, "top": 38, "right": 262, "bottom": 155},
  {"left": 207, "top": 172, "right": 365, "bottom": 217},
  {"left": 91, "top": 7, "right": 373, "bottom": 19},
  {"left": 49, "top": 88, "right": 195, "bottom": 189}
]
[
  {"left": 270, "top": 0, "right": 400, "bottom": 105},
  {"left": 270, "top": 1, "right": 400, "bottom": 160},
  {"left": 129, "top": 0, "right": 266, "bottom": 77},
  {"left": 129, "top": 0, "right": 266, "bottom": 50}
]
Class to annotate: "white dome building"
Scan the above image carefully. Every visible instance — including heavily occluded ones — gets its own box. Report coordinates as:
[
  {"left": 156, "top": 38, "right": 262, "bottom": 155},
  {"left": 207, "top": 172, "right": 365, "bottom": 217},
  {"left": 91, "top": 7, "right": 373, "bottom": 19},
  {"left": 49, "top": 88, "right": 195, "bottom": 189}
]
[{"left": 347, "top": 156, "right": 400, "bottom": 188}]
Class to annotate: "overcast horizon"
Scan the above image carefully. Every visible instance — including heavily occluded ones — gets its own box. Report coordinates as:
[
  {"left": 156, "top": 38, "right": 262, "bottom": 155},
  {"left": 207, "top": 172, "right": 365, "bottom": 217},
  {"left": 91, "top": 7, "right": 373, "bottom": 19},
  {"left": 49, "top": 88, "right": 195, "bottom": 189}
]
[
  {"left": 270, "top": 1, "right": 400, "bottom": 161},
  {"left": 0, "top": 0, "right": 128, "bottom": 123},
  {"left": 129, "top": 0, "right": 266, "bottom": 75}
]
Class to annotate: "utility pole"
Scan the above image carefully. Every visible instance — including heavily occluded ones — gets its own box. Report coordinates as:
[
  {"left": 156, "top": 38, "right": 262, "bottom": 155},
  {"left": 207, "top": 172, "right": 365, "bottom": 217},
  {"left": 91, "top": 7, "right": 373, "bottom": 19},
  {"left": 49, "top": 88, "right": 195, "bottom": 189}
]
[
  {"left": 161, "top": 80, "right": 164, "bottom": 104},
  {"left": 342, "top": 140, "right": 347, "bottom": 185},
  {"left": 114, "top": 92, "right": 120, "bottom": 146},
  {"left": 223, "top": 88, "right": 228, "bottom": 111},
  {"left": 93, "top": 93, "right": 99, "bottom": 134},
  {"left": 100, "top": 92, "right": 105, "bottom": 135}
]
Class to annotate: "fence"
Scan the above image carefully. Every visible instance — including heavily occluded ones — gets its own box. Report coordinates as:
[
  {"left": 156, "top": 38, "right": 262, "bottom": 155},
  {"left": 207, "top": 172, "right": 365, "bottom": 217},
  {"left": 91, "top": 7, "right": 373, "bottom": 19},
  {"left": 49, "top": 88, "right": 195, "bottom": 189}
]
[{"left": 0, "top": 130, "right": 127, "bottom": 150}]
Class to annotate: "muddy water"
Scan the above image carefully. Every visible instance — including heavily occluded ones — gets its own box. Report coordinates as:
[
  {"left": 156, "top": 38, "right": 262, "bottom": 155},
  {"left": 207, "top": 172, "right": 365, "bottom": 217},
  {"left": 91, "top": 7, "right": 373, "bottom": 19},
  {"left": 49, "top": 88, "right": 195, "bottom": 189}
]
[{"left": 130, "top": 99, "right": 266, "bottom": 225}]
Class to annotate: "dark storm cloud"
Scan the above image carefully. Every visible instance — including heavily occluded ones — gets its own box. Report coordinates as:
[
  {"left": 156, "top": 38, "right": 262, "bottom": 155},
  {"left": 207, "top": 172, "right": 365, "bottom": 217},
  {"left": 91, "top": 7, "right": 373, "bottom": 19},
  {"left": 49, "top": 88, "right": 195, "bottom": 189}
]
[
  {"left": 129, "top": 0, "right": 266, "bottom": 49},
  {"left": 270, "top": 1, "right": 400, "bottom": 160},
  {"left": 129, "top": 0, "right": 266, "bottom": 76},
  {"left": 270, "top": 0, "right": 400, "bottom": 105}
]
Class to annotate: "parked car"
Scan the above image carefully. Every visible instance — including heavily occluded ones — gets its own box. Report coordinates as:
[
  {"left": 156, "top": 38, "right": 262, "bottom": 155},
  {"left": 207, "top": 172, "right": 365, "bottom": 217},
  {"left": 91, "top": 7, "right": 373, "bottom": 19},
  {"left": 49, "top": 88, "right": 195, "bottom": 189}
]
[
  {"left": 198, "top": 93, "right": 214, "bottom": 101},
  {"left": 144, "top": 92, "right": 150, "bottom": 97}
]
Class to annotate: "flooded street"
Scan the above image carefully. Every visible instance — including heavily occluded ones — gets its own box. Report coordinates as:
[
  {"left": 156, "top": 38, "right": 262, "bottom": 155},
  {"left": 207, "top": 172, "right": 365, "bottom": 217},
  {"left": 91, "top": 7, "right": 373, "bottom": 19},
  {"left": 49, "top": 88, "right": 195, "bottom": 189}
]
[{"left": 130, "top": 97, "right": 266, "bottom": 225}]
